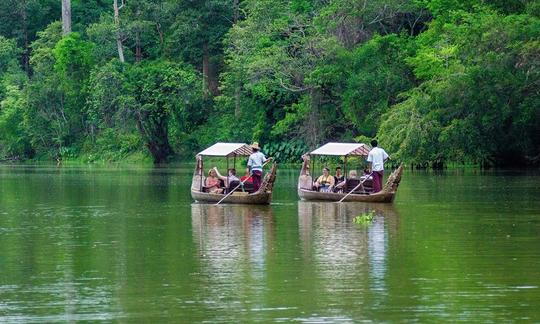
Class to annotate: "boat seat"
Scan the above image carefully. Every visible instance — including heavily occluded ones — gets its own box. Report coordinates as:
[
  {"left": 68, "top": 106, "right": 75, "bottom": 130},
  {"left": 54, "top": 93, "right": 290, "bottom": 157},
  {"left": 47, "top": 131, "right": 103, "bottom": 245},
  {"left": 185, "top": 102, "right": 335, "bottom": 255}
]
[
  {"left": 345, "top": 179, "right": 365, "bottom": 194},
  {"left": 360, "top": 176, "right": 373, "bottom": 192},
  {"left": 226, "top": 180, "right": 241, "bottom": 194}
]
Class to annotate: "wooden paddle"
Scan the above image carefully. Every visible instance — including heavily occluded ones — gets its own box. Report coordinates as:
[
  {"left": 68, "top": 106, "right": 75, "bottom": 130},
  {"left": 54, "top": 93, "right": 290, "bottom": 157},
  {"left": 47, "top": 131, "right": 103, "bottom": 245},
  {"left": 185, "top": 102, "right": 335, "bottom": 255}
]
[
  {"left": 214, "top": 159, "right": 272, "bottom": 205},
  {"left": 337, "top": 172, "right": 373, "bottom": 203}
]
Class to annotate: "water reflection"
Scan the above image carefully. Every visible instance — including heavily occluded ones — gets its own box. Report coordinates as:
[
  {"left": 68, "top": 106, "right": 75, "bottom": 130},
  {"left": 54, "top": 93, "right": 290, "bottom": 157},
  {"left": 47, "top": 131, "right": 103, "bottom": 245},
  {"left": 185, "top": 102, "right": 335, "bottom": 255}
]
[
  {"left": 191, "top": 204, "right": 274, "bottom": 262},
  {"left": 190, "top": 204, "right": 274, "bottom": 309},
  {"left": 298, "top": 202, "right": 399, "bottom": 298}
]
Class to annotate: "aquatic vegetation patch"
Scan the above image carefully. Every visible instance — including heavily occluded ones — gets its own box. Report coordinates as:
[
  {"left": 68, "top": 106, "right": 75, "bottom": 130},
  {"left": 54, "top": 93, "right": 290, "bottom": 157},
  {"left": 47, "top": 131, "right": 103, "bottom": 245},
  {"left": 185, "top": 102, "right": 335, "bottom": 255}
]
[{"left": 353, "top": 211, "right": 375, "bottom": 225}]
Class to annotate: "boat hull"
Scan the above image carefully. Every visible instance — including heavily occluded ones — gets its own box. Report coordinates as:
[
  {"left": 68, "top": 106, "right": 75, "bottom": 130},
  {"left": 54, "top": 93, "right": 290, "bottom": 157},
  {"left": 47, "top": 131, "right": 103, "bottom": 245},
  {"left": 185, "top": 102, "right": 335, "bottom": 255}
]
[
  {"left": 298, "top": 188, "right": 395, "bottom": 203},
  {"left": 191, "top": 190, "right": 273, "bottom": 205}
]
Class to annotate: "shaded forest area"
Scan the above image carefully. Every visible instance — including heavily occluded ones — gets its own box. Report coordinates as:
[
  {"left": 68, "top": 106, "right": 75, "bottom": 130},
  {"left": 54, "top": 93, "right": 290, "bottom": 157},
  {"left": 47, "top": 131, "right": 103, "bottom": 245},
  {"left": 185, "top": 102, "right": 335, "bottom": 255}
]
[{"left": 0, "top": 0, "right": 538, "bottom": 167}]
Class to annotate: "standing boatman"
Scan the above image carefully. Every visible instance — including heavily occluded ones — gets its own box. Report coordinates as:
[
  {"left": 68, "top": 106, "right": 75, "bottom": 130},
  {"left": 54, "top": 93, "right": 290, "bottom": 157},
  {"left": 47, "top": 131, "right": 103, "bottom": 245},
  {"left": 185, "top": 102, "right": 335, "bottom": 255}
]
[
  {"left": 247, "top": 142, "right": 272, "bottom": 192},
  {"left": 367, "top": 139, "right": 390, "bottom": 193}
]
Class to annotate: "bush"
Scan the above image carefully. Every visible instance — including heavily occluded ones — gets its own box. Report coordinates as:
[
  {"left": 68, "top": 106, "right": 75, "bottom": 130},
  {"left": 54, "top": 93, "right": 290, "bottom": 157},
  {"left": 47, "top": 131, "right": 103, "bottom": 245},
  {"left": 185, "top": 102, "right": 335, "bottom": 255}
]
[{"left": 263, "top": 140, "right": 308, "bottom": 163}]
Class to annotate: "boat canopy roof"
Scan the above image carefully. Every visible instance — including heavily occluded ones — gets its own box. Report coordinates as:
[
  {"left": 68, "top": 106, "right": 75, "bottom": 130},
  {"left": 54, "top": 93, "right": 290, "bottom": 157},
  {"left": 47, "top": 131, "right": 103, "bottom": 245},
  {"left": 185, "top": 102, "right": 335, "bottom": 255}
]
[
  {"left": 197, "top": 142, "right": 252, "bottom": 157},
  {"left": 310, "top": 142, "right": 371, "bottom": 157}
]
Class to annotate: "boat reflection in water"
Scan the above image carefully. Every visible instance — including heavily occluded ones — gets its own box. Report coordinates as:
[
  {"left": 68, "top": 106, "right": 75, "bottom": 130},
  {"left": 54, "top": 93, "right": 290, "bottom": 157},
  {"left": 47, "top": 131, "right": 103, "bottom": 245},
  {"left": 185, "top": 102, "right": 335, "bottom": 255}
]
[
  {"left": 191, "top": 204, "right": 274, "bottom": 295},
  {"left": 298, "top": 202, "right": 399, "bottom": 295}
]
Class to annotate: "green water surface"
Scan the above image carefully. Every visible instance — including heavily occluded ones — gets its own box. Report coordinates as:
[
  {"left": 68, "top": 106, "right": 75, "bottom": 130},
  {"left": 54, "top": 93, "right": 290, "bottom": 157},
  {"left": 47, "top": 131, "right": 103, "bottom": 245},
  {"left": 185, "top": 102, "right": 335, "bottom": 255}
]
[{"left": 1, "top": 165, "right": 539, "bottom": 322}]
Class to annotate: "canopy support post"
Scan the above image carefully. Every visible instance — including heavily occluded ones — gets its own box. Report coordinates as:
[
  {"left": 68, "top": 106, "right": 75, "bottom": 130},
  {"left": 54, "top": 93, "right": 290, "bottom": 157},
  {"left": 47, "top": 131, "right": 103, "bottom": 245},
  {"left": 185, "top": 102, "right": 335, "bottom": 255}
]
[
  {"left": 226, "top": 157, "right": 230, "bottom": 189},
  {"left": 311, "top": 157, "right": 315, "bottom": 190},
  {"left": 344, "top": 156, "right": 348, "bottom": 185},
  {"left": 200, "top": 159, "right": 204, "bottom": 191}
]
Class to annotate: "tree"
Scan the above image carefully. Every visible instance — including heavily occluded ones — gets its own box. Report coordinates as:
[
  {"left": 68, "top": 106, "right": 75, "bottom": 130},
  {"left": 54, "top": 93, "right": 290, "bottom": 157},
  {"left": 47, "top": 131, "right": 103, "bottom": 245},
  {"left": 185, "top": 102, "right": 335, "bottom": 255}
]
[
  {"left": 24, "top": 23, "right": 95, "bottom": 158},
  {"left": 379, "top": 8, "right": 540, "bottom": 166},
  {"left": 124, "top": 60, "right": 204, "bottom": 163},
  {"left": 0, "top": 0, "right": 60, "bottom": 73},
  {"left": 340, "top": 34, "right": 416, "bottom": 137},
  {"left": 165, "top": 0, "right": 235, "bottom": 96},
  {"left": 0, "top": 36, "right": 21, "bottom": 81},
  {"left": 0, "top": 84, "right": 32, "bottom": 158}
]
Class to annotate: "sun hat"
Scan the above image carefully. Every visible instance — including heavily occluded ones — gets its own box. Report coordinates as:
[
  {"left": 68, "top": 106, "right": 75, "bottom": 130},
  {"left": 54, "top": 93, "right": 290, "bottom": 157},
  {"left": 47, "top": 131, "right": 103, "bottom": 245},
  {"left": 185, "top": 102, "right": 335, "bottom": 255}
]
[{"left": 250, "top": 142, "right": 260, "bottom": 150}]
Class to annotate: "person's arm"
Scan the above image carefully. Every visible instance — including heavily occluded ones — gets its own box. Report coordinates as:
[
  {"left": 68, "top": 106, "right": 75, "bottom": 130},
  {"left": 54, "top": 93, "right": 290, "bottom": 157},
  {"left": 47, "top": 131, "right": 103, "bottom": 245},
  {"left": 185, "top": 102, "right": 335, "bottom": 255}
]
[
  {"left": 247, "top": 156, "right": 253, "bottom": 172},
  {"left": 314, "top": 175, "right": 322, "bottom": 187},
  {"left": 329, "top": 175, "right": 335, "bottom": 188},
  {"left": 212, "top": 167, "right": 227, "bottom": 181}
]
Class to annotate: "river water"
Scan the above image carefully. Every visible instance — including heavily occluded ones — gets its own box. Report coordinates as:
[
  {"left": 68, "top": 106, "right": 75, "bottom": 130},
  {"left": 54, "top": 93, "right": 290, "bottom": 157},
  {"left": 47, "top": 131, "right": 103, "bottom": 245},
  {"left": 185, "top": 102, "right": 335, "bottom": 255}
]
[{"left": 1, "top": 164, "right": 539, "bottom": 322}]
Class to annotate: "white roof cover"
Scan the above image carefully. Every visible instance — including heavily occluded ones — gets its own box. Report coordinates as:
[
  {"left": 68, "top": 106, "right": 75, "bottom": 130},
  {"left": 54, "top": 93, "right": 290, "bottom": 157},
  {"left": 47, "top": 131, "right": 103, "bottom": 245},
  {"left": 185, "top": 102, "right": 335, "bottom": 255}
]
[
  {"left": 197, "top": 142, "right": 252, "bottom": 157},
  {"left": 310, "top": 142, "right": 371, "bottom": 156}
]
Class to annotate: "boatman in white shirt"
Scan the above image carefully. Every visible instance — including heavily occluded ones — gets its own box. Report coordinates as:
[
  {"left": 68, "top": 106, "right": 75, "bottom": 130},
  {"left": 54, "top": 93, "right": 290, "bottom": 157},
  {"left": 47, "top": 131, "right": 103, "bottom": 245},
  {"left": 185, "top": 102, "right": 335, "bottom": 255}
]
[
  {"left": 366, "top": 139, "right": 390, "bottom": 193},
  {"left": 247, "top": 142, "right": 272, "bottom": 192}
]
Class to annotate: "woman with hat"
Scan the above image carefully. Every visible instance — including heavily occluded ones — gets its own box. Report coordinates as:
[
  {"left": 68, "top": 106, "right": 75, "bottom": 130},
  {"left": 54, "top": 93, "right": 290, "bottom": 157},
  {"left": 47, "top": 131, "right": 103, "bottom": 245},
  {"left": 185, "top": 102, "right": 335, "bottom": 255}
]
[{"left": 247, "top": 142, "right": 272, "bottom": 192}]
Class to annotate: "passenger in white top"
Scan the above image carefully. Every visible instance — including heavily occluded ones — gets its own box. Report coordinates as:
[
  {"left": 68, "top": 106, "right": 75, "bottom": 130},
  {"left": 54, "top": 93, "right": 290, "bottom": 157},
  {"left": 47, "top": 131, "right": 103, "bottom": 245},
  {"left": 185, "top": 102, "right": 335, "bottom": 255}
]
[
  {"left": 213, "top": 167, "right": 240, "bottom": 190},
  {"left": 366, "top": 139, "right": 390, "bottom": 193}
]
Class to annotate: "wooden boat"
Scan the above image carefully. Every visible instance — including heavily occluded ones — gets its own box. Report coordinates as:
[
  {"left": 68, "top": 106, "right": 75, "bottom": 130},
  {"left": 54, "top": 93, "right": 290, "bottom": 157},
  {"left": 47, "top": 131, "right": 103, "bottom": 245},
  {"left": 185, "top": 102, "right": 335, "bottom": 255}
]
[
  {"left": 191, "top": 142, "right": 277, "bottom": 204},
  {"left": 297, "top": 143, "right": 403, "bottom": 203}
]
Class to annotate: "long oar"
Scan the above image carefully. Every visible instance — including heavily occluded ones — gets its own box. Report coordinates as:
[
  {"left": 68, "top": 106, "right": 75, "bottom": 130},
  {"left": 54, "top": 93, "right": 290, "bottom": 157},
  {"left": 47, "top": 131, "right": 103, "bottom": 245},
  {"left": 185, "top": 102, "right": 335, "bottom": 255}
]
[
  {"left": 214, "top": 160, "right": 272, "bottom": 206},
  {"left": 337, "top": 172, "right": 373, "bottom": 203}
]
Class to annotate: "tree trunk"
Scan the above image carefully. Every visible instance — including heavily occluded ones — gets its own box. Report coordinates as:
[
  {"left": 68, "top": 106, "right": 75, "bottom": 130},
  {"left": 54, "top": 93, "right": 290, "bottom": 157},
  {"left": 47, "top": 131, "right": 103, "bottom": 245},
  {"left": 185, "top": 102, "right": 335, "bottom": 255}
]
[
  {"left": 135, "top": 111, "right": 173, "bottom": 164},
  {"left": 20, "top": 0, "right": 30, "bottom": 75},
  {"left": 233, "top": 0, "right": 239, "bottom": 24},
  {"left": 135, "top": 30, "right": 142, "bottom": 62},
  {"left": 305, "top": 87, "right": 322, "bottom": 147},
  {"left": 202, "top": 42, "right": 210, "bottom": 98},
  {"left": 135, "top": 7, "right": 142, "bottom": 62},
  {"left": 61, "top": 0, "right": 71, "bottom": 35},
  {"left": 208, "top": 58, "right": 219, "bottom": 96},
  {"left": 202, "top": 44, "right": 219, "bottom": 97},
  {"left": 113, "top": 0, "right": 125, "bottom": 63},
  {"left": 234, "top": 84, "right": 241, "bottom": 117}
]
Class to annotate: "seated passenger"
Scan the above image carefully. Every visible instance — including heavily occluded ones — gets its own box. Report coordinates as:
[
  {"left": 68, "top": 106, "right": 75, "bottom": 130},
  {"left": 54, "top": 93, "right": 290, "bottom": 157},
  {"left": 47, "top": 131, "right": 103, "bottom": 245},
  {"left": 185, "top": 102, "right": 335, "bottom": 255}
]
[
  {"left": 314, "top": 167, "right": 335, "bottom": 192},
  {"left": 240, "top": 171, "right": 253, "bottom": 183},
  {"left": 213, "top": 167, "right": 240, "bottom": 186},
  {"left": 333, "top": 167, "right": 345, "bottom": 192},
  {"left": 360, "top": 168, "right": 374, "bottom": 192},
  {"left": 205, "top": 169, "right": 224, "bottom": 194},
  {"left": 361, "top": 168, "right": 372, "bottom": 179},
  {"left": 344, "top": 170, "right": 366, "bottom": 193},
  {"left": 240, "top": 170, "right": 254, "bottom": 193},
  {"left": 213, "top": 167, "right": 240, "bottom": 192},
  {"left": 335, "top": 169, "right": 355, "bottom": 190}
]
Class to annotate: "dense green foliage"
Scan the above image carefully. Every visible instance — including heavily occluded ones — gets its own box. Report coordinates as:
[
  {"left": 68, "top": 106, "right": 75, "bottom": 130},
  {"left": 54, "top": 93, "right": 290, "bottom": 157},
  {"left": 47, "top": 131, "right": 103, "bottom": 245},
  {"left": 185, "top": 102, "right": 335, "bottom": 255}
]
[{"left": 0, "top": 0, "right": 538, "bottom": 166}]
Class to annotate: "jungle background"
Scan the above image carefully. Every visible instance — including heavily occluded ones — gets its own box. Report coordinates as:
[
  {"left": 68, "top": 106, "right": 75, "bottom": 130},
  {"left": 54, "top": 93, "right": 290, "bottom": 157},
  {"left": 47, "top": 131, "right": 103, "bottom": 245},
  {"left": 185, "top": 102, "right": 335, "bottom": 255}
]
[{"left": 0, "top": 0, "right": 538, "bottom": 167}]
